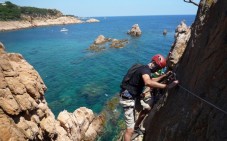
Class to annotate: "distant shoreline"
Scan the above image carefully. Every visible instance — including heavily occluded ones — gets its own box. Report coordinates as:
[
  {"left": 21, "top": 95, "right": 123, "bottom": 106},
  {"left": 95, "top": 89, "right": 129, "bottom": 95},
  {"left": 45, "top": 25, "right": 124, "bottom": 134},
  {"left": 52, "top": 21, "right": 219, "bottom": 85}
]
[{"left": 0, "top": 16, "right": 99, "bottom": 32}]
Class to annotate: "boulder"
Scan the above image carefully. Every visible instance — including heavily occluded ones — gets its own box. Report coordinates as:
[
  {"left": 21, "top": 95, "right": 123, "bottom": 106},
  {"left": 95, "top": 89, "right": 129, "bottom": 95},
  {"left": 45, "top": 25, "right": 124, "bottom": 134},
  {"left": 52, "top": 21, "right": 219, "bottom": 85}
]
[
  {"left": 84, "top": 115, "right": 105, "bottom": 141},
  {"left": 57, "top": 107, "right": 104, "bottom": 141},
  {"left": 127, "top": 24, "right": 142, "bottom": 36}
]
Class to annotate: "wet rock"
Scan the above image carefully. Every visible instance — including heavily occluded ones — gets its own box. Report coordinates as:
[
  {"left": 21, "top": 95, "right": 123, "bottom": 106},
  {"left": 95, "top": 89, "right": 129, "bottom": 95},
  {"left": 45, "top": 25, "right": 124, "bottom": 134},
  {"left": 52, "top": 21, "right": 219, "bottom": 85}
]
[{"left": 127, "top": 24, "right": 142, "bottom": 36}]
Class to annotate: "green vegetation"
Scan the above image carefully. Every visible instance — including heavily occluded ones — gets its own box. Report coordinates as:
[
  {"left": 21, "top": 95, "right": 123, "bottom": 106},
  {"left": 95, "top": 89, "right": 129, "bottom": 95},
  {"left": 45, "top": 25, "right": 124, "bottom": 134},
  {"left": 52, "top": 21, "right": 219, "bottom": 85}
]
[
  {"left": 0, "top": 1, "right": 62, "bottom": 21},
  {"left": 0, "top": 1, "right": 21, "bottom": 20}
]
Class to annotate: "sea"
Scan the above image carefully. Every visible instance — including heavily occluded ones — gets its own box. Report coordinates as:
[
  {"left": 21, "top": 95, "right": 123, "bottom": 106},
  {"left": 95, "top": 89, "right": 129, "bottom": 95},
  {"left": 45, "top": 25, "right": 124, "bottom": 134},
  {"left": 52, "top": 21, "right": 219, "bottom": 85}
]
[{"left": 0, "top": 15, "right": 195, "bottom": 140}]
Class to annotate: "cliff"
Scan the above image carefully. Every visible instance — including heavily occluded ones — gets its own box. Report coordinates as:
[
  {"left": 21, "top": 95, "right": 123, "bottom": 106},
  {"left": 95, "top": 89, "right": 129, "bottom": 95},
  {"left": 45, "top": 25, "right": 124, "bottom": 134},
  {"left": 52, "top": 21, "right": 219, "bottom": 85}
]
[
  {"left": 0, "top": 16, "right": 83, "bottom": 31},
  {"left": 144, "top": 0, "right": 227, "bottom": 141},
  {"left": 0, "top": 42, "right": 104, "bottom": 141},
  {"left": 0, "top": 2, "right": 100, "bottom": 31}
]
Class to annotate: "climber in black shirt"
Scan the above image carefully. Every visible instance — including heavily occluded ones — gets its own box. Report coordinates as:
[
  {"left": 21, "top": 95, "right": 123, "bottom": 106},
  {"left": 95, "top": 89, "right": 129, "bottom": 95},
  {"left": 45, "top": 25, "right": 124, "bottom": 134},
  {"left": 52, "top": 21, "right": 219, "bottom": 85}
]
[{"left": 119, "top": 54, "right": 179, "bottom": 141}]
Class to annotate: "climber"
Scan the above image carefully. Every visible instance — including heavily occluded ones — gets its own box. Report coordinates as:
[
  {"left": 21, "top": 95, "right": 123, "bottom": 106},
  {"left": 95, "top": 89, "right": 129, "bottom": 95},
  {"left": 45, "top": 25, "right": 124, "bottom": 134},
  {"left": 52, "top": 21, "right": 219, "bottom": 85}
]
[
  {"left": 119, "top": 54, "right": 179, "bottom": 141},
  {"left": 134, "top": 68, "right": 173, "bottom": 132}
]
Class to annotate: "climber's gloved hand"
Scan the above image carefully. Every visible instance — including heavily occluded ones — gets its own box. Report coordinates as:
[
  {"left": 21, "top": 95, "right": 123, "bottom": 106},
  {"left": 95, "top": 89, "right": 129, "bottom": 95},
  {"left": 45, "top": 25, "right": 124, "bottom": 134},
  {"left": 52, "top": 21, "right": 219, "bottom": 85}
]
[
  {"left": 167, "top": 80, "right": 179, "bottom": 89},
  {"left": 165, "top": 71, "right": 172, "bottom": 76}
]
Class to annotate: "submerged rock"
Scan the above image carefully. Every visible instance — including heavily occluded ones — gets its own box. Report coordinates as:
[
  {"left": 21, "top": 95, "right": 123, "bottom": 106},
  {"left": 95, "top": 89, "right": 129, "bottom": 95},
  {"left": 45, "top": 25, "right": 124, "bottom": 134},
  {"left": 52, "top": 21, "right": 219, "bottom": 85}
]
[{"left": 127, "top": 24, "right": 142, "bottom": 36}]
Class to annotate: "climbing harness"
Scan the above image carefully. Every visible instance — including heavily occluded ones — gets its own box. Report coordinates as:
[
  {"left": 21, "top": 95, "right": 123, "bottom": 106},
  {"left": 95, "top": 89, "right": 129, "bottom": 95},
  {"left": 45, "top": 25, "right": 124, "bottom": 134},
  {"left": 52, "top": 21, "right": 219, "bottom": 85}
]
[{"left": 178, "top": 84, "right": 227, "bottom": 115}]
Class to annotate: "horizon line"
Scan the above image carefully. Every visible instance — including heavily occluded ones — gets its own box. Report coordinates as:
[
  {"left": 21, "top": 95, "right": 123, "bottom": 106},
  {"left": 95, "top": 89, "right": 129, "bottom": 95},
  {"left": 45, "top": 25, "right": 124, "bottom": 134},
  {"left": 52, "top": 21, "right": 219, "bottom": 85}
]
[{"left": 78, "top": 14, "right": 196, "bottom": 18}]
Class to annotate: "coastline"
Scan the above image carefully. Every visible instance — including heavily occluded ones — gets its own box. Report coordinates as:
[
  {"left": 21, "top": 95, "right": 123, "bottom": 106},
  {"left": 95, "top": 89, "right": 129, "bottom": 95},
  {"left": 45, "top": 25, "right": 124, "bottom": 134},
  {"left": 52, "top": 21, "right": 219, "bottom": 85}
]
[{"left": 0, "top": 16, "right": 99, "bottom": 32}]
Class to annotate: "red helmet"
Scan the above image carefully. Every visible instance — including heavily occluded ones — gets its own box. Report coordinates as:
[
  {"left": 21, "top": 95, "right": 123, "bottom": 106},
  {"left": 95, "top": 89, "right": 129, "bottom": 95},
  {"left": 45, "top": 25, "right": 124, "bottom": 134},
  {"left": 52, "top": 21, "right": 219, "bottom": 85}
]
[{"left": 151, "top": 54, "right": 166, "bottom": 68}]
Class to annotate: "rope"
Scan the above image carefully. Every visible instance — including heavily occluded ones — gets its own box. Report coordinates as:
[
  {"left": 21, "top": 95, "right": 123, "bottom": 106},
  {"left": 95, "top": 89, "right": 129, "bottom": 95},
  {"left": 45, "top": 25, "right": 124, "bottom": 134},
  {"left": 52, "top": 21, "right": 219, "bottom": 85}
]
[{"left": 178, "top": 84, "right": 227, "bottom": 115}]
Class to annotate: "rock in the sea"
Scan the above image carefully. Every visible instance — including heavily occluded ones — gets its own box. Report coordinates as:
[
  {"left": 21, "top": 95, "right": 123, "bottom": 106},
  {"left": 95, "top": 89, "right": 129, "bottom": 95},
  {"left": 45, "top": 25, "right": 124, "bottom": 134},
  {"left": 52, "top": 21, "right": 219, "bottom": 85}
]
[
  {"left": 89, "top": 35, "right": 129, "bottom": 51},
  {"left": 110, "top": 39, "right": 129, "bottom": 48},
  {"left": 89, "top": 35, "right": 107, "bottom": 52},
  {"left": 127, "top": 24, "right": 142, "bottom": 36},
  {"left": 94, "top": 35, "right": 108, "bottom": 45},
  {"left": 0, "top": 43, "right": 104, "bottom": 141},
  {"left": 86, "top": 18, "right": 100, "bottom": 23},
  {"left": 163, "top": 29, "right": 167, "bottom": 35}
]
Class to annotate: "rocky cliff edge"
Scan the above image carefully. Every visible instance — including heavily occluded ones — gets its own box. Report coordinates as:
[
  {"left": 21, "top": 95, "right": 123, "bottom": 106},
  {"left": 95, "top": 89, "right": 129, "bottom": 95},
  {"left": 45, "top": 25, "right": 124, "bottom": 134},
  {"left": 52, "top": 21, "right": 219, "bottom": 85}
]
[{"left": 0, "top": 42, "right": 105, "bottom": 141}]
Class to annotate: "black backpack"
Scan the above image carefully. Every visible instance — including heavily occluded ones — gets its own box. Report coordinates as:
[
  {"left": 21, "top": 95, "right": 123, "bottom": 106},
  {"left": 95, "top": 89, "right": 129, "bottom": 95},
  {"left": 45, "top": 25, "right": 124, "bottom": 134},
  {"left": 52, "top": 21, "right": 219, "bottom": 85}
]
[{"left": 120, "top": 64, "right": 143, "bottom": 91}]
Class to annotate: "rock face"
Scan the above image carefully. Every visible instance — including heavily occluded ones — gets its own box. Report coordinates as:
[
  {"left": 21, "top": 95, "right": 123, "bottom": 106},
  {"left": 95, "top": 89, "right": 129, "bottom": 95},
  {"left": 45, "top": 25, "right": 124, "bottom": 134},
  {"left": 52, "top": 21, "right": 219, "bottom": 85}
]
[
  {"left": 167, "top": 21, "right": 191, "bottom": 69},
  {"left": 127, "top": 24, "right": 142, "bottom": 36},
  {"left": 0, "top": 43, "right": 104, "bottom": 141},
  {"left": 144, "top": 0, "right": 227, "bottom": 141}
]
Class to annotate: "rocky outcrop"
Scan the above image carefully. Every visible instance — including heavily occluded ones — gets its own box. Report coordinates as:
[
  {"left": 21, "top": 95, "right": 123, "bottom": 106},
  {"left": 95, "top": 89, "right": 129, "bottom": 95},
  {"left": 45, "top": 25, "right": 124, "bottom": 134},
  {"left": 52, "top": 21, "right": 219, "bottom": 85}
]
[
  {"left": 167, "top": 21, "right": 191, "bottom": 69},
  {"left": 110, "top": 39, "right": 129, "bottom": 48},
  {"left": 127, "top": 24, "right": 142, "bottom": 36},
  {"left": 0, "top": 16, "right": 83, "bottom": 31},
  {"left": 0, "top": 16, "right": 100, "bottom": 32},
  {"left": 0, "top": 42, "right": 104, "bottom": 141},
  {"left": 89, "top": 35, "right": 128, "bottom": 52},
  {"left": 144, "top": 0, "right": 227, "bottom": 141},
  {"left": 86, "top": 18, "right": 100, "bottom": 23}
]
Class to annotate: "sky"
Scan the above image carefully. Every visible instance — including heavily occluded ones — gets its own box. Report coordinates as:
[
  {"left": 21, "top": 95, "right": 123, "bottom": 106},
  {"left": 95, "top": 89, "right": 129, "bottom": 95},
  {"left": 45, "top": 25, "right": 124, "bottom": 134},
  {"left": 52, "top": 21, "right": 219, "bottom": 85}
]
[{"left": 3, "top": 0, "right": 200, "bottom": 17}]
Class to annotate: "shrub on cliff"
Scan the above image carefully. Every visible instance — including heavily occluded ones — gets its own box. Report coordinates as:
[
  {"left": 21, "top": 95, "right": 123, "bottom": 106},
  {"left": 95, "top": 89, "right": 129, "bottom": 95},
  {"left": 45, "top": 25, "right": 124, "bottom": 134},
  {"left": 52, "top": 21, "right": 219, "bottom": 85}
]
[{"left": 0, "top": 1, "right": 21, "bottom": 20}]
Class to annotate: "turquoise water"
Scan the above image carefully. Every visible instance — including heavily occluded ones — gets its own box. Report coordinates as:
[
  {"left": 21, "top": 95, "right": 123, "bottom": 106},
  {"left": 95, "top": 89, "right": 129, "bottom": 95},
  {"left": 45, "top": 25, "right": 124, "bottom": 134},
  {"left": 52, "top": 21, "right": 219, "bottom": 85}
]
[{"left": 0, "top": 15, "right": 195, "bottom": 140}]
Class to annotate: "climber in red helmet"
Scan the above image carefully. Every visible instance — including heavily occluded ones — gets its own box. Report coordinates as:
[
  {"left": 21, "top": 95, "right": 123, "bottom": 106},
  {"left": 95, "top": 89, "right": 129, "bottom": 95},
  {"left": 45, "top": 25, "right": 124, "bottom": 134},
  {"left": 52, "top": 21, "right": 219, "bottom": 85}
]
[{"left": 119, "top": 54, "right": 179, "bottom": 141}]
